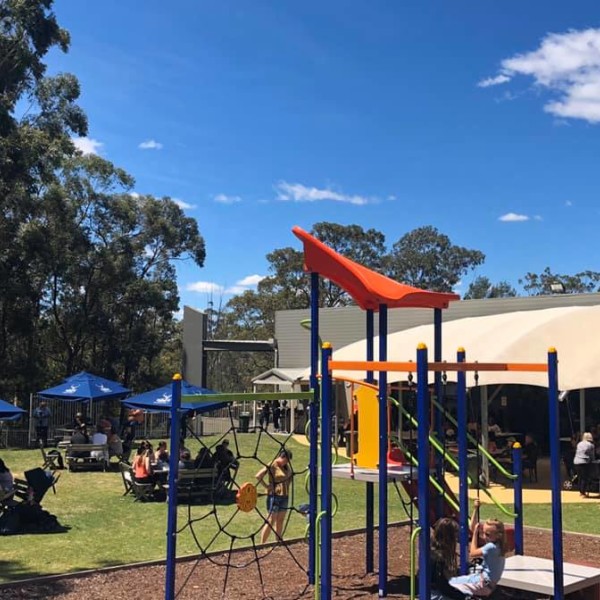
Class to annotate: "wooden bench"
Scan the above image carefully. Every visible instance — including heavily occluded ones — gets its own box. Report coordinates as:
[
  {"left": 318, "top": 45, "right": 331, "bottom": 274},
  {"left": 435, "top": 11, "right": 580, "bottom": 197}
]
[
  {"left": 498, "top": 555, "right": 600, "bottom": 599},
  {"left": 171, "top": 468, "right": 218, "bottom": 503},
  {"left": 65, "top": 444, "right": 109, "bottom": 471}
]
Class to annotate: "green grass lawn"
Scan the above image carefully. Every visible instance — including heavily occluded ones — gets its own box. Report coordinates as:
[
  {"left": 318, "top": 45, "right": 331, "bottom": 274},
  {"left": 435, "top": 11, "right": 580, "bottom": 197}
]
[{"left": 0, "top": 434, "right": 597, "bottom": 583}]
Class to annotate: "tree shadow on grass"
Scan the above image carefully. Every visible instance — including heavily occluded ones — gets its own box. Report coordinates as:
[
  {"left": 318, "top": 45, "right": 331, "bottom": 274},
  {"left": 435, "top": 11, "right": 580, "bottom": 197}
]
[{"left": 0, "top": 560, "right": 73, "bottom": 598}]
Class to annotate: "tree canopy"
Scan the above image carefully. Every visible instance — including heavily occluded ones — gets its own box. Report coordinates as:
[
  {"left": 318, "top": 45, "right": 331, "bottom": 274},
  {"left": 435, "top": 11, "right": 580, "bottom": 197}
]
[{"left": 0, "top": 0, "right": 205, "bottom": 397}]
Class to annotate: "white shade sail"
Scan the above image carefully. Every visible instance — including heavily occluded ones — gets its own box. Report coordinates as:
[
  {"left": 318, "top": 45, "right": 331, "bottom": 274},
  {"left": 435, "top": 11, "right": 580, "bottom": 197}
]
[{"left": 321, "top": 305, "right": 600, "bottom": 390}]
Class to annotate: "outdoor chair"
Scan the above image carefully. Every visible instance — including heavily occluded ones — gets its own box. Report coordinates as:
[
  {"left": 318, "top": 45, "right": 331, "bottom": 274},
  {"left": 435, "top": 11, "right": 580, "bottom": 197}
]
[
  {"left": 119, "top": 462, "right": 155, "bottom": 502},
  {"left": 40, "top": 442, "right": 64, "bottom": 471},
  {"left": 119, "top": 461, "right": 134, "bottom": 497},
  {"left": 523, "top": 447, "right": 538, "bottom": 483}
]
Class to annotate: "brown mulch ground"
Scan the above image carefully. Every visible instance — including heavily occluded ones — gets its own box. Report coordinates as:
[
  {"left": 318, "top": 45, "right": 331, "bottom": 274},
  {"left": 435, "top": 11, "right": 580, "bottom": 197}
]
[{"left": 2, "top": 527, "right": 600, "bottom": 599}]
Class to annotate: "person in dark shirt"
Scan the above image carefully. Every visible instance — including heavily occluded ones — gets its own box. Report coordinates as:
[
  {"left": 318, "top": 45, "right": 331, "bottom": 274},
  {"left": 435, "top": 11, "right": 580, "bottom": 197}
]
[
  {"left": 429, "top": 518, "right": 467, "bottom": 600},
  {"left": 194, "top": 446, "right": 214, "bottom": 469},
  {"left": 70, "top": 425, "right": 90, "bottom": 458},
  {"left": 260, "top": 403, "right": 271, "bottom": 431},
  {"left": 214, "top": 440, "right": 238, "bottom": 485}
]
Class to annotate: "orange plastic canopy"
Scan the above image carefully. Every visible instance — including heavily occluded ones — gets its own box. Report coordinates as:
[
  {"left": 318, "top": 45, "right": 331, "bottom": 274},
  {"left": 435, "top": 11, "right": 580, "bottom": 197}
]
[{"left": 292, "top": 226, "right": 459, "bottom": 311}]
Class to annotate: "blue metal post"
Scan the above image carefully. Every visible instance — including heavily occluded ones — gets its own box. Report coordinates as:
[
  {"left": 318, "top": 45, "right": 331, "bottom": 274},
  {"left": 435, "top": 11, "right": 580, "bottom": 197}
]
[
  {"left": 378, "top": 304, "right": 388, "bottom": 597},
  {"left": 456, "top": 348, "right": 469, "bottom": 574},
  {"left": 309, "top": 272, "right": 320, "bottom": 585},
  {"left": 366, "top": 308, "right": 375, "bottom": 574},
  {"left": 416, "top": 343, "right": 430, "bottom": 600},
  {"left": 433, "top": 308, "right": 444, "bottom": 520},
  {"left": 548, "top": 348, "right": 564, "bottom": 600},
  {"left": 320, "top": 343, "right": 333, "bottom": 600},
  {"left": 512, "top": 443, "right": 524, "bottom": 555},
  {"left": 165, "top": 375, "right": 182, "bottom": 600}
]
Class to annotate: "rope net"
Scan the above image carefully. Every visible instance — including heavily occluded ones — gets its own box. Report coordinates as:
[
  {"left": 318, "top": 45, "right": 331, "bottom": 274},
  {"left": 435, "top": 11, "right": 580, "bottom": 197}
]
[{"left": 173, "top": 409, "right": 310, "bottom": 600}]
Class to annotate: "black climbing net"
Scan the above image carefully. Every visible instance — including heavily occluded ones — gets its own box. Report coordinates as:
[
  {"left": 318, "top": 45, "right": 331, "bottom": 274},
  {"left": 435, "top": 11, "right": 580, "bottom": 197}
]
[{"left": 173, "top": 405, "right": 311, "bottom": 600}]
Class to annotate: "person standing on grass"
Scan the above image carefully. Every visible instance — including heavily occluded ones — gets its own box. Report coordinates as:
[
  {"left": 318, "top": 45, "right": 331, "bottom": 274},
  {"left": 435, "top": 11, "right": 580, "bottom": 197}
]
[
  {"left": 256, "top": 449, "right": 293, "bottom": 543},
  {"left": 574, "top": 432, "right": 595, "bottom": 498},
  {"left": 33, "top": 401, "right": 51, "bottom": 448}
]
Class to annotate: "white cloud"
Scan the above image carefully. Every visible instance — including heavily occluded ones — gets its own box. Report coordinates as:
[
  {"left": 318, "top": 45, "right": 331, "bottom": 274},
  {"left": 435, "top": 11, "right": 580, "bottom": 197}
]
[
  {"left": 477, "top": 74, "right": 511, "bottom": 88},
  {"left": 533, "top": 215, "right": 543, "bottom": 221},
  {"left": 72, "top": 137, "right": 103, "bottom": 155},
  {"left": 499, "top": 212, "right": 530, "bottom": 222},
  {"left": 172, "top": 198, "right": 196, "bottom": 210},
  {"left": 565, "top": 200, "right": 573, "bottom": 207},
  {"left": 129, "top": 192, "right": 141, "bottom": 199},
  {"left": 237, "top": 274, "right": 265, "bottom": 286},
  {"left": 139, "top": 139, "right": 163, "bottom": 150},
  {"left": 274, "top": 181, "right": 374, "bottom": 205},
  {"left": 187, "top": 274, "right": 265, "bottom": 297},
  {"left": 481, "top": 28, "right": 600, "bottom": 123},
  {"left": 225, "top": 285, "right": 248, "bottom": 295},
  {"left": 186, "top": 281, "right": 224, "bottom": 294},
  {"left": 214, "top": 193, "right": 242, "bottom": 204}
]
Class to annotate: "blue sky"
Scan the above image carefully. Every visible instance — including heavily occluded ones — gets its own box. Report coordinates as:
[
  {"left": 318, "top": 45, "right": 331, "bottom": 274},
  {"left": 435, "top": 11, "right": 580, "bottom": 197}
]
[{"left": 48, "top": 1, "right": 600, "bottom": 312}]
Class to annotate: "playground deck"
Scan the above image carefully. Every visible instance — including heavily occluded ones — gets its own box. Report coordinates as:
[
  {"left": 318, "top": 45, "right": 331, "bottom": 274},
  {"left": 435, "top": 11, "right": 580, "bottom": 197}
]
[
  {"left": 498, "top": 555, "right": 600, "bottom": 597},
  {"left": 330, "top": 463, "right": 412, "bottom": 483}
]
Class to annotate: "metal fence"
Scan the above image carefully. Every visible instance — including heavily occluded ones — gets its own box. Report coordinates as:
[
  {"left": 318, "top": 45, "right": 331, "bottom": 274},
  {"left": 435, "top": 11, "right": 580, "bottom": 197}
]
[{"left": 1, "top": 400, "right": 299, "bottom": 449}]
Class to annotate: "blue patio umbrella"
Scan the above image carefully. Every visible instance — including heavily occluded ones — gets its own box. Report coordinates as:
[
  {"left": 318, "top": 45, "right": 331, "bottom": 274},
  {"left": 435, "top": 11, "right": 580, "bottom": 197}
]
[
  {"left": 0, "top": 398, "right": 26, "bottom": 421},
  {"left": 122, "top": 380, "right": 225, "bottom": 414},
  {"left": 38, "top": 371, "right": 131, "bottom": 403}
]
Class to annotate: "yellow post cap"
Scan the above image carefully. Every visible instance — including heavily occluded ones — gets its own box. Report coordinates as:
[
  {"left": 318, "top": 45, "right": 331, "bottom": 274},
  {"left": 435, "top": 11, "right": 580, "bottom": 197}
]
[
  {"left": 512, "top": 442, "right": 522, "bottom": 449},
  {"left": 322, "top": 341, "right": 332, "bottom": 349},
  {"left": 417, "top": 342, "right": 427, "bottom": 350},
  {"left": 457, "top": 347, "right": 465, "bottom": 353},
  {"left": 172, "top": 373, "right": 183, "bottom": 381},
  {"left": 548, "top": 347, "right": 557, "bottom": 353}
]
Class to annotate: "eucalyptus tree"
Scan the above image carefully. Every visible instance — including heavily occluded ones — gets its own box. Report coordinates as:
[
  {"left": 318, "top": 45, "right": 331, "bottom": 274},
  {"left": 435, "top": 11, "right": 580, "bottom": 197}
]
[
  {"left": 385, "top": 225, "right": 485, "bottom": 292},
  {"left": 0, "top": 0, "right": 87, "bottom": 394},
  {"left": 464, "top": 276, "right": 517, "bottom": 299},
  {"left": 519, "top": 268, "right": 600, "bottom": 296},
  {"left": 38, "top": 155, "right": 206, "bottom": 388}
]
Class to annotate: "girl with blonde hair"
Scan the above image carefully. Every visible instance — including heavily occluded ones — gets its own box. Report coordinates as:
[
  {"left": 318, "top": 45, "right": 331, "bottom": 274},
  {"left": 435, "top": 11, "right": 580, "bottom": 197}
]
[{"left": 449, "top": 499, "right": 506, "bottom": 597}]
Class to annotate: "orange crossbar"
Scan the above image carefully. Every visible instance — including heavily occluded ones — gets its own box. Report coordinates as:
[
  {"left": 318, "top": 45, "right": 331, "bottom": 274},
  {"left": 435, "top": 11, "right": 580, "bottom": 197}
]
[{"left": 328, "top": 360, "right": 548, "bottom": 373}]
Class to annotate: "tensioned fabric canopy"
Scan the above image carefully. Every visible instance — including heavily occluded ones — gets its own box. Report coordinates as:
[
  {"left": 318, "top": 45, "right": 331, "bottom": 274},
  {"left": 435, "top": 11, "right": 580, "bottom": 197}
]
[
  {"left": 317, "top": 305, "right": 600, "bottom": 390},
  {"left": 0, "top": 398, "right": 26, "bottom": 421},
  {"left": 38, "top": 371, "right": 131, "bottom": 402},
  {"left": 292, "top": 226, "right": 459, "bottom": 311},
  {"left": 122, "top": 380, "right": 226, "bottom": 414}
]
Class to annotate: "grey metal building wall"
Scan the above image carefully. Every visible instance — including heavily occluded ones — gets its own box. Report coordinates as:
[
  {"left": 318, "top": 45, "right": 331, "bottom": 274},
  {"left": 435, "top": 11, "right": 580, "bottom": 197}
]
[
  {"left": 275, "top": 293, "right": 600, "bottom": 368},
  {"left": 182, "top": 306, "right": 207, "bottom": 387}
]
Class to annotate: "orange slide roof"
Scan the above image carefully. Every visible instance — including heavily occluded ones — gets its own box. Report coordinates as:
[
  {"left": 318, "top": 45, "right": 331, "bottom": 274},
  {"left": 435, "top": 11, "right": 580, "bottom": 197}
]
[{"left": 292, "top": 226, "right": 459, "bottom": 311}]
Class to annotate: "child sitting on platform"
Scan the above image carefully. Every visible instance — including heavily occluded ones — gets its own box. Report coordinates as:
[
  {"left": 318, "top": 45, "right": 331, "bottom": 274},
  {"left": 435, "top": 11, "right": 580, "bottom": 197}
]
[{"left": 449, "top": 499, "right": 506, "bottom": 597}]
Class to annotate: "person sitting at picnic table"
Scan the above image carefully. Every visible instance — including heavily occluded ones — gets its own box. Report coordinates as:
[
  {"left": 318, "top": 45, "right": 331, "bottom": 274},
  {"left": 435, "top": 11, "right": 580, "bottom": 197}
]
[
  {"left": 132, "top": 444, "right": 154, "bottom": 484},
  {"left": 91, "top": 425, "right": 109, "bottom": 463},
  {"left": 70, "top": 424, "right": 90, "bottom": 458},
  {"left": 488, "top": 416, "right": 502, "bottom": 436},
  {"left": 155, "top": 441, "right": 169, "bottom": 466},
  {"left": 107, "top": 429, "right": 124, "bottom": 460},
  {"left": 98, "top": 416, "right": 113, "bottom": 436},
  {"left": 178, "top": 449, "right": 194, "bottom": 470},
  {"left": 194, "top": 446, "right": 214, "bottom": 469},
  {"left": 73, "top": 412, "right": 88, "bottom": 430},
  {"left": 215, "top": 440, "right": 238, "bottom": 484}
]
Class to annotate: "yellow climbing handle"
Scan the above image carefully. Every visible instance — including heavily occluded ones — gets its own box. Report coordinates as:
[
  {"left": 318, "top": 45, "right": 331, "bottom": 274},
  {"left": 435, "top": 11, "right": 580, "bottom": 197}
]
[{"left": 410, "top": 526, "right": 422, "bottom": 600}]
